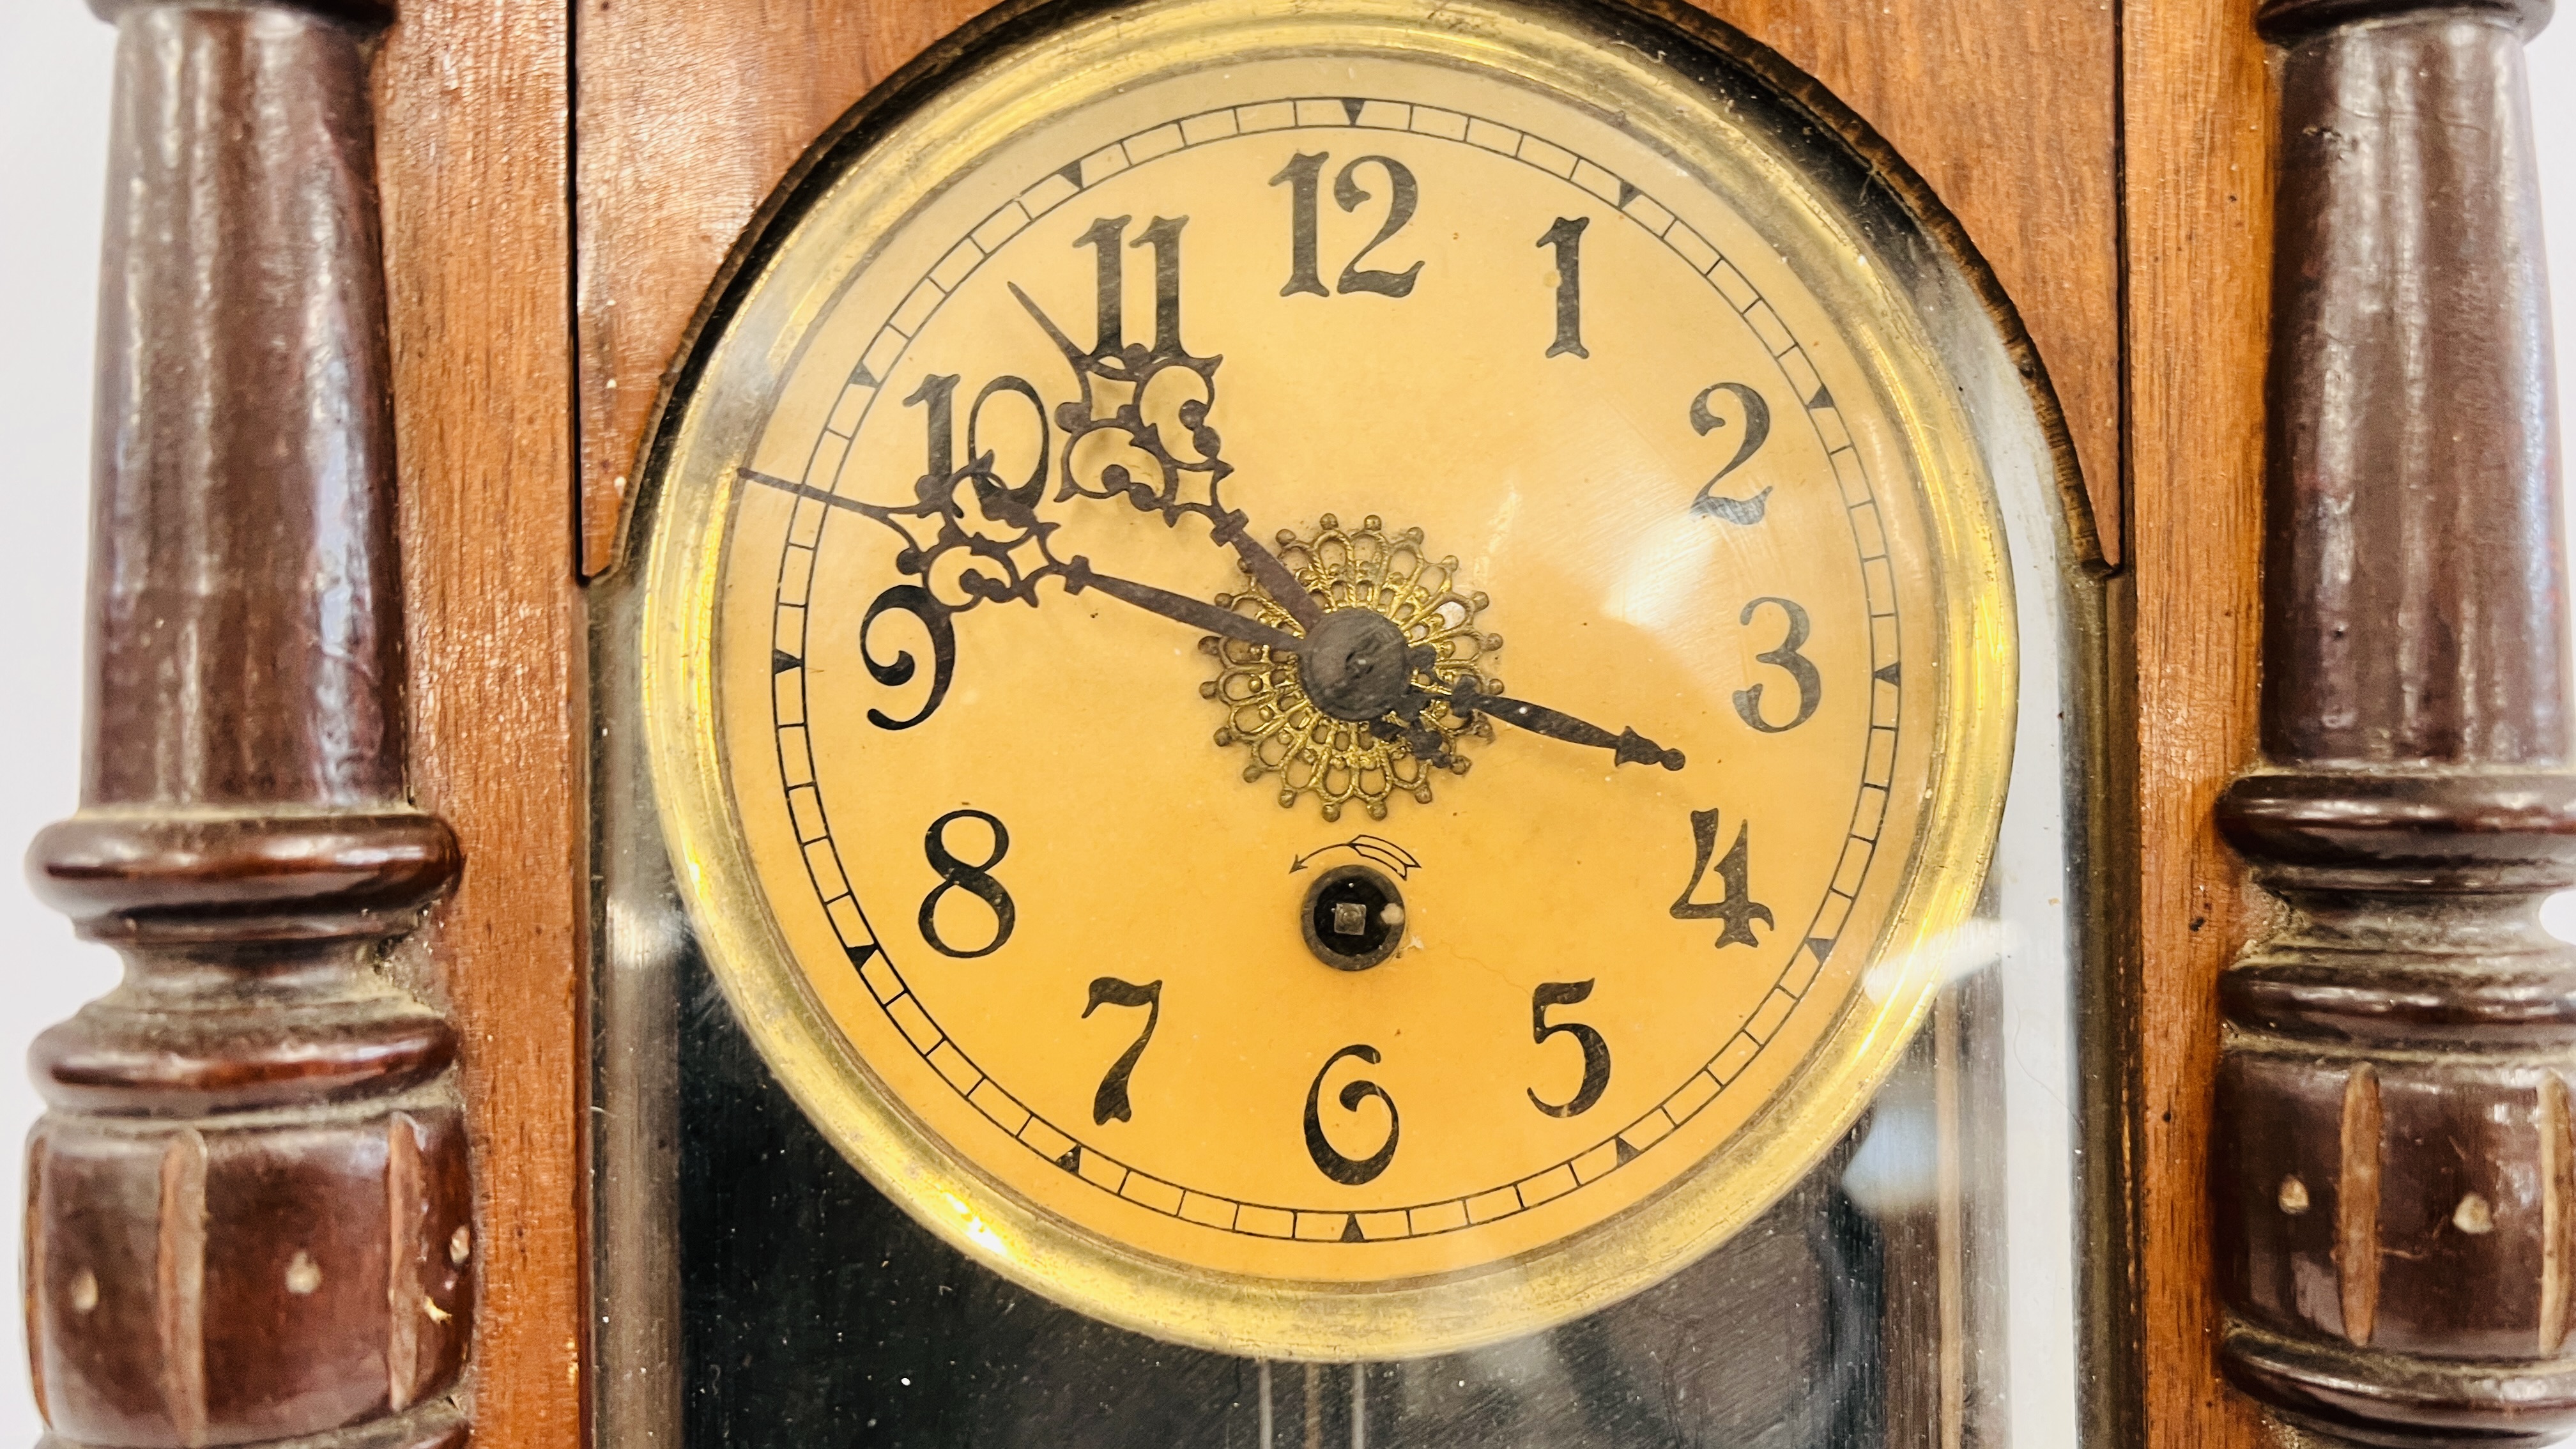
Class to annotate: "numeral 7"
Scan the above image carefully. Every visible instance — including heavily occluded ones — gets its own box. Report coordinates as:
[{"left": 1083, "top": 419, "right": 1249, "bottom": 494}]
[{"left": 1084, "top": 977, "right": 1162, "bottom": 1124}]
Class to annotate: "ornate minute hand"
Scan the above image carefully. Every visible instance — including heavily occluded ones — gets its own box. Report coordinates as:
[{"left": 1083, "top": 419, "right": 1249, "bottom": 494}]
[
  {"left": 1207, "top": 510, "right": 1327, "bottom": 632},
  {"left": 1437, "top": 675, "right": 1687, "bottom": 771},
  {"left": 1060, "top": 556, "right": 1307, "bottom": 656}
]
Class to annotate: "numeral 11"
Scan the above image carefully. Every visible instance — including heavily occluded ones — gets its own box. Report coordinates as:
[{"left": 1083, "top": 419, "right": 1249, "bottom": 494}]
[{"left": 1074, "top": 213, "right": 1188, "bottom": 359}]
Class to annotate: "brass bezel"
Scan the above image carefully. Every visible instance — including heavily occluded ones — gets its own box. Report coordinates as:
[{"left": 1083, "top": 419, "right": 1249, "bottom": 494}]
[{"left": 636, "top": 0, "right": 2024, "bottom": 1361}]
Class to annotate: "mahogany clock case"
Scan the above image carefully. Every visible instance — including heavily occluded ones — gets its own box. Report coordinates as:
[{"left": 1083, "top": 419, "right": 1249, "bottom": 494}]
[
  {"left": 588, "top": 1, "right": 2110, "bottom": 1444},
  {"left": 43, "top": 0, "right": 2572, "bottom": 1441}
]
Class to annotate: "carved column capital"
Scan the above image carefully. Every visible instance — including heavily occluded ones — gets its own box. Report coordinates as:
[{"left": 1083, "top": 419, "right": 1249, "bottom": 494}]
[
  {"left": 2258, "top": 0, "right": 2553, "bottom": 42},
  {"left": 85, "top": 0, "right": 396, "bottom": 29}
]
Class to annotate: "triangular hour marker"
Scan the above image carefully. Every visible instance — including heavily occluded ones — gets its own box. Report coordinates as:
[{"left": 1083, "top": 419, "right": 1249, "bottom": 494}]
[
  {"left": 1809, "top": 384, "right": 1834, "bottom": 410},
  {"left": 843, "top": 942, "right": 878, "bottom": 972},
  {"left": 1616, "top": 178, "right": 1639, "bottom": 208},
  {"left": 1341, "top": 98, "right": 1365, "bottom": 125},
  {"left": 1808, "top": 937, "right": 1837, "bottom": 963},
  {"left": 1057, "top": 159, "right": 1084, "bottom": 189},
  {"left": 772, "top": 649, "right": 799, "bottom": 675},
  {"left": 1874, "top": 662, "right": 1901, "bottom": 685},
  {"left": 848, "top": 360, "right": 879, "bottom": 388},
  {"left": 1057, "top": 1146, "right": 1082, "bottom": 1174},
  {"left": 1614, "top": 1138, "right": 1641, "bottom": 1166},
  {"left": 1338, "top": 1215, "right": 1366, "bottom": 1242}
]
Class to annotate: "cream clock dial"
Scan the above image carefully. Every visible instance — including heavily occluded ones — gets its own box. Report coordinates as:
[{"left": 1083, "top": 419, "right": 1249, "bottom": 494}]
[{"left": 642, "top": 0, "right": 2016, "bottom": 1360}]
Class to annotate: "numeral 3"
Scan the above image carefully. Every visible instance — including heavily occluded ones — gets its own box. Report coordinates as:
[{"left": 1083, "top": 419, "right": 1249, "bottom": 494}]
[{"left": 1735, "top": 597, "right": 1822, "bottom": 733}]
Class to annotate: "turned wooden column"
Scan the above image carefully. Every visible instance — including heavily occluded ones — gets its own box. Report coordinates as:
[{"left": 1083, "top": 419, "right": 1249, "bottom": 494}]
[
  {"left": 2213, "top": 0, "right": 2576, "bottom": 1443},
  {"left": 20, "top": 4, "right": 472, "bottom": 1449}
]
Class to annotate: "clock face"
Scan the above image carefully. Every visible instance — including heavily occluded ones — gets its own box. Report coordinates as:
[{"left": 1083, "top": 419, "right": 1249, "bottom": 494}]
[{"left": 641, "top": 0, "right": 2016, "bottom": 1359}]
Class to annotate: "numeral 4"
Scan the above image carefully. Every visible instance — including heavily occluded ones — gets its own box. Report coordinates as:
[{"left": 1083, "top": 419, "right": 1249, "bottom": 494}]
[{"left": 1669, "top": 808, "right": 1774, "bottom": 949}]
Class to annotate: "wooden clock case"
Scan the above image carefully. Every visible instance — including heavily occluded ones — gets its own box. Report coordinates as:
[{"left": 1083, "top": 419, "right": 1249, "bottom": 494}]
[{"left": 17, "top": 0, "right": 2572, "bottom": 1445}]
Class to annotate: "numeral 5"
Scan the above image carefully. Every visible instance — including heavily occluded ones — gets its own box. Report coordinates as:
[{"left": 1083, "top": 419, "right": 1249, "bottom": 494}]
[{"left": 1528, "top": 981, "right": 1612, "bottom": 1118}]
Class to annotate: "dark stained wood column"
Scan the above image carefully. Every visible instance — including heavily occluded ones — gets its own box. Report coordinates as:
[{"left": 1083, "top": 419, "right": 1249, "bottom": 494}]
[
  {"left": 2214, "top": 0, "right": 2576, "bottom": 1442},
  {"left": 20, "top": 4, "right": 471, "bottom": 1449}
]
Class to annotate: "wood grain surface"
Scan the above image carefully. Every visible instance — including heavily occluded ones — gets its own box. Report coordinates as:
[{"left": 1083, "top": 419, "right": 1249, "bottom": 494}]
[
  {"left": 1706, "top": 0, "right": 2122, "bottom": 561},
  {"left": 2122, "top": 0, "right": 2274, "bottom": 1445},
  {"left": 571, "top": 0, "right": 998, "bottom": 574},
  {"left": 570, "top": 0, "right": 2120, "bottom": 575},
  {"left": 374, "top": 6, "right": 586, "bottom": 1449}
]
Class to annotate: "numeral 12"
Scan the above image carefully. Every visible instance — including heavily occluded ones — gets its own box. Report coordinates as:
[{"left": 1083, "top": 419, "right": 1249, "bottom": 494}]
[{"left": 1270, "top": 152, "right": 1423, "bottom": 298}]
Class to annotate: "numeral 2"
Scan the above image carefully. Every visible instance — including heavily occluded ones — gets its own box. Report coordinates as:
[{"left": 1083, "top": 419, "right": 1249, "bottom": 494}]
[
  {"left": 919, "top": 809, "right": 1015, "bottom": 958},
  {"left": 1271, "top": 153, "right": 1423, "bottom": 298},
  {"left": 1083, "top": 977, "right": 1162, "bottom": 1124},
  {"left": 1689, "top": 382, "right": 1773, "bottom": 525},
  {"left": 1670, "top": 808, "right": 1774, "bottom": 949}
]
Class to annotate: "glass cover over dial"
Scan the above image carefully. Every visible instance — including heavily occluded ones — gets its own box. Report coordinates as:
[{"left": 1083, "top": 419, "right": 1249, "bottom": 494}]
[{"left": 642, "top": 0, "right": 2017, "bottom": 1360}]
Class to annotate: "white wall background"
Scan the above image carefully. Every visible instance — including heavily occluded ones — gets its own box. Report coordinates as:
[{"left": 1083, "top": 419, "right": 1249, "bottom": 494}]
[
  {"left": 8, "top": 10, "right": 2576, "bottom": 1446},
  {"left": 1, "top": 4, "right": 117, "bottom": 1443}
]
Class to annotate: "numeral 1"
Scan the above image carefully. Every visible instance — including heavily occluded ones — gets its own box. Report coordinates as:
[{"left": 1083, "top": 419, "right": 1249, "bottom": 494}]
[
  {"left": 903, "top": 373, "right": 960, "bottom": 480},
  {"left": 1270, "top": 152, "right": 1331, "bottom": 297},
  {"left": 1538, "top": 216, "right": 1590, "bottom": 358}
]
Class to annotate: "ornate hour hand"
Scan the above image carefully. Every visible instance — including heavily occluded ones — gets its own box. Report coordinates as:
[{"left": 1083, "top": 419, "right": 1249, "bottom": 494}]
[
  {"left": 1006, "top": 280, "right": 1327, "bottom": 633},
  {"left": 1436, "top": 675, "right": 1687, "bottom": 771}
]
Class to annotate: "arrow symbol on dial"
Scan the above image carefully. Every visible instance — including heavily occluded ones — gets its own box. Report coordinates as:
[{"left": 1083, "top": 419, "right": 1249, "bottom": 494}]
[{"left": 1290, "top": 834, "right": 1423, "bottom": 879}]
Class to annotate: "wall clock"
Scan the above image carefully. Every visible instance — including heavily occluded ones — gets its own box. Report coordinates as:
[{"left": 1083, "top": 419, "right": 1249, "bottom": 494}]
[
  {"left": 33, "top": 0, "right": 2572, "bottom": 1441},
  {"left": 632, "top": 0, "right": 2063, "bottom": 1365}
]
